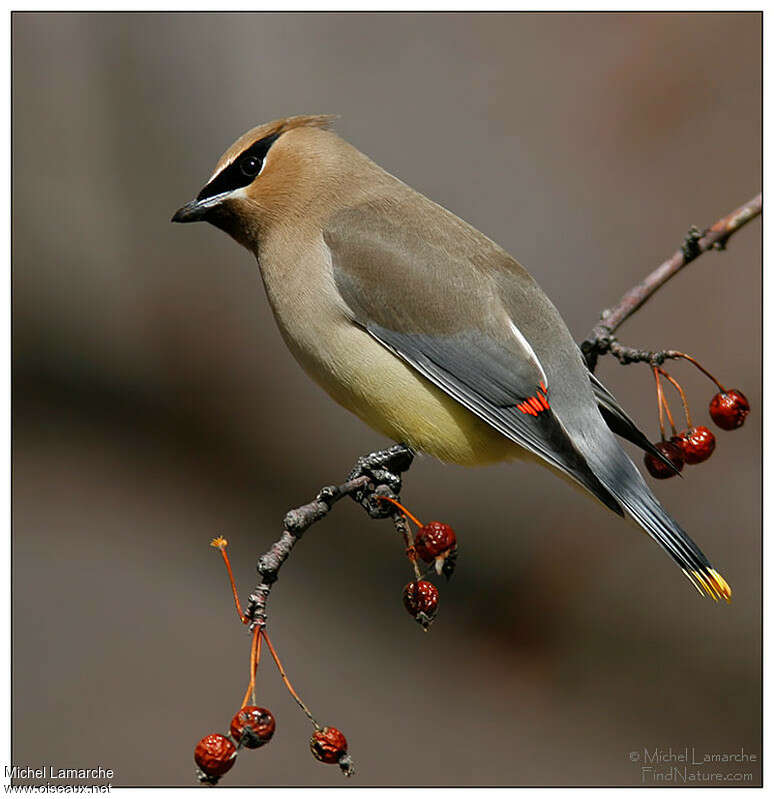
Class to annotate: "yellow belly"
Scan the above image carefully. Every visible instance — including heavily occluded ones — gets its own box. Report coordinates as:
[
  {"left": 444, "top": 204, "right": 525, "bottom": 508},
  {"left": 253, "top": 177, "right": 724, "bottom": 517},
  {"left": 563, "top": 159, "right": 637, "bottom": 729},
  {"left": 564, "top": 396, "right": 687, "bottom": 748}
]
[
  {"left": 258, "top": 234, "right": 524, "bottom": 466},
  {"left": 342, "top": 370, "right": 519, "bottom": 466},
  {"left": 289, "top": 319, "right": 523, "bottom": 466}
]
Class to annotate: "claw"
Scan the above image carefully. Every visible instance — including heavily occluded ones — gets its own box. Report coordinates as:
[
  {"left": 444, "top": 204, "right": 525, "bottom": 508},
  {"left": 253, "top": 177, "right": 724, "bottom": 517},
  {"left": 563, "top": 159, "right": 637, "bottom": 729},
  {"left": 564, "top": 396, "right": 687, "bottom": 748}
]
[{"left": 347, "top": 445, "right": 414, "bottom": 518}]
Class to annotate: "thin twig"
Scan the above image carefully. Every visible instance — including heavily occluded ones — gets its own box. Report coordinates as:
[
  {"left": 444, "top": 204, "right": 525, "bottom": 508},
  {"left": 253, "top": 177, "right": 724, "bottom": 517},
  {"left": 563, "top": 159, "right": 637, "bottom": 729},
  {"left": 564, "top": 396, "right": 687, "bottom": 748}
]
[
  {"left": 581, "top": 193, "right": 761, "bottom": 371},
  {"left": 243, "top": 445, "right": 414, "bottom": 631},
  {"left": 393, "top": 512, "right": 423, "bottom": 582},
  {"left": 262, "top": 629, "right": 318, "bottom": 727},
  {"left": 243, "top": 476, "right": 368, "bottom": 630}
]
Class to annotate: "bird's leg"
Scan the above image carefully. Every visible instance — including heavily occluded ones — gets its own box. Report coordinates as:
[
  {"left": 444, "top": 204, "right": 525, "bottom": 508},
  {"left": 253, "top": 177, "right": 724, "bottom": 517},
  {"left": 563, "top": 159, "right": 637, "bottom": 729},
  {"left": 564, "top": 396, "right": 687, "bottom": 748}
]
[{"left": 346, "top": 443, "right": 415, "bottom": 518}]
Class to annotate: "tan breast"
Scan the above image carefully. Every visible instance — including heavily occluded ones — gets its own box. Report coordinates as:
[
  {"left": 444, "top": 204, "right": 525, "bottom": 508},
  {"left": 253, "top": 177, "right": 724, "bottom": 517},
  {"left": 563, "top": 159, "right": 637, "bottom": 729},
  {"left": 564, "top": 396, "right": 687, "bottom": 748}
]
[{"left": 255, "top": 226, "right": 522, "bottom": 466}]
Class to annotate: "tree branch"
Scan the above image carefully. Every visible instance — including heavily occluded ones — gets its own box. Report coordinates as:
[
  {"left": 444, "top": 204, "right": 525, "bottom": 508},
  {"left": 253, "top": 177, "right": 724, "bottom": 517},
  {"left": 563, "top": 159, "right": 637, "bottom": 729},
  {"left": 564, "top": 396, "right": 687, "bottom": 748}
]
[
  {"left": 581, "top": 193, "right": 761, "bottom": 371},
  {"left": 244, "top": 444, "right": 414, "bottom": 630}
]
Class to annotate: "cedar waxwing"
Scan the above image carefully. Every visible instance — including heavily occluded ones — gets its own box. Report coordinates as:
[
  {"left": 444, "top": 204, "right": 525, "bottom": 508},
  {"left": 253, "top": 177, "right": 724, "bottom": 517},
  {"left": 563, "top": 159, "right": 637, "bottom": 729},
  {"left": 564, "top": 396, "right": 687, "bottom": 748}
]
[{"left": 173, "top": 115, "right": 730, "bottom": 601}]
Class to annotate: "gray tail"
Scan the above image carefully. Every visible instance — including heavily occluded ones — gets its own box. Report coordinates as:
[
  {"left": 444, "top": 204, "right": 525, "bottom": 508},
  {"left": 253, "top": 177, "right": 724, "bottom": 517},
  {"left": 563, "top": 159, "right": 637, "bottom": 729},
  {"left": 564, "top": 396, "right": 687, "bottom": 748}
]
[{"left": 586, "top": 439, "right": 731, "bottom": 602}]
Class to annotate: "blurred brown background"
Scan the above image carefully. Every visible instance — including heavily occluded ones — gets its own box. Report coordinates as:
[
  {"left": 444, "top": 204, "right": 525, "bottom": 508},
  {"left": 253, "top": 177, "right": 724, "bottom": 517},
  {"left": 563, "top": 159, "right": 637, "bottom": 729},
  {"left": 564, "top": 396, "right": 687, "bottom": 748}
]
[{"left": 12, "top": 12, "right": 761, "bottom": 787}]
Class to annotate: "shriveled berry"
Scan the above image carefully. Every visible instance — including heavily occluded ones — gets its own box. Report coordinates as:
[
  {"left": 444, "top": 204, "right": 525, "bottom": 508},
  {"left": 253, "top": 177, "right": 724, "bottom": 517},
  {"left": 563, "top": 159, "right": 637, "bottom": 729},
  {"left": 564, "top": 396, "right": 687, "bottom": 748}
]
[
  {"left": 230, "top": 706, "right": 275, "bottom": 749},
  {"left": 310, "top": 726, "right": 348, "bottom": 764},
  {"left": 415, "top": 522, "right": 456, "bottom": 562},
  {"left": 710, "top": 390, "right": 750, "bottom": 430},
  {"left": 403, "top": 580, "right": 439, "bottom": 629},
  {"left": 677, "top": 426, "right": 716, "bottom": 464},
  {"left": 194, "top": 733, "right": 237, "bottom": 779},
  {"left": 644, "top": 440, "right": 684, "bottom": 479}
]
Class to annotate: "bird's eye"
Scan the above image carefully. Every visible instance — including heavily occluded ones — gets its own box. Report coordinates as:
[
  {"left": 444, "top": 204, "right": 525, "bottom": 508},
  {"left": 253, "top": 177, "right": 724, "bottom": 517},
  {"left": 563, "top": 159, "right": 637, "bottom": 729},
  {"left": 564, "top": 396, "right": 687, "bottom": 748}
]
[
  {"left": 240, "top": 155, "right": 262, "bottom": 177},
  {"left": 196, "top": 132, "right": 280, "bottom": 202}
]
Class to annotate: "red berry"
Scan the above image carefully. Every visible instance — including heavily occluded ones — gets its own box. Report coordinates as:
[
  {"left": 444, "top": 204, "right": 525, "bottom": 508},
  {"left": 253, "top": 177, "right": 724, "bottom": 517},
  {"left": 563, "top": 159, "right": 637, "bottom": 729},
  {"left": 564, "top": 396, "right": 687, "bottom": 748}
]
[
  {"left": 310, "top": 726, "right": 348, "bottom": 764},
  {"left": 403, "top": 580, "right": 439, "bottom": 628},
  {"left": 643, "top": 440, "right": 684, "bottom": 479},
  {"left": 230, "top": 706, "right": 275, "bottom": 749},
  {"left": 415, "top": 522, "right": 456, "bottom": 562},
  {"left": 194, "top": 733, "right": 237, "bottom": 779},
  {"left": 710, "top": 390, "right": 750, "bottom": 430},
  {"left": 677, "top": 426, "right": 716, "bottom": 464}
]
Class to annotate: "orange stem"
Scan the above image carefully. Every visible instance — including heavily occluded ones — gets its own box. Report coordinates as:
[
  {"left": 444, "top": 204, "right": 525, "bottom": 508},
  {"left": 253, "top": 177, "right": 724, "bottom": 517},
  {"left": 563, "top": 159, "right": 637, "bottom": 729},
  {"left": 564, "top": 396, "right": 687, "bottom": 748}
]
[
  {"left": 652, "top": 367, "right": 677, "bottom": 437},
  {"left": 378, "top": 496, "right": 423, "bottom": 528},
  {"left": 657, "top": 367, "right": 693, "bottom": 429},
  {"left": 262, "top": 629, "right": 318, "bottom": 727},
  {"left": 662, "top": 393, "right": 678, "bottom": 437},
  {"left": 217, "top": 546, "right": 247, "bottom": 624},
  {"left": 652, "top": 367, "right": 666, "bottom": 440},
  {"left": 241, "top": 625, "right": 262, "bottom": 708},
  {"left": 672, "top": 352, "right": 727, "bottom": 393}
]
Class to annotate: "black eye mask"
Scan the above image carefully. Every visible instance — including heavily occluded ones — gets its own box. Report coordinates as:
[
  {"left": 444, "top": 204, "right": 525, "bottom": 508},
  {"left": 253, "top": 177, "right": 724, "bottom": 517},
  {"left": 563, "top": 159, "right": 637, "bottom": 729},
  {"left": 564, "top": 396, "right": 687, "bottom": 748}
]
[{"left": 197, "top": 133, "right": 281, "bottom": 201}]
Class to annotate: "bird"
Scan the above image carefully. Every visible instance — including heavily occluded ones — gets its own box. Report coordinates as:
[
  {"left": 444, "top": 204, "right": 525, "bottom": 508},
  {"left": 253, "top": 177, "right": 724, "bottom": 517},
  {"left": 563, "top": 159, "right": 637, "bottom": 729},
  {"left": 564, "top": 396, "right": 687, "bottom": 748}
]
[{"left": 172, "top": 114, "right": 730, "bottom": 602}]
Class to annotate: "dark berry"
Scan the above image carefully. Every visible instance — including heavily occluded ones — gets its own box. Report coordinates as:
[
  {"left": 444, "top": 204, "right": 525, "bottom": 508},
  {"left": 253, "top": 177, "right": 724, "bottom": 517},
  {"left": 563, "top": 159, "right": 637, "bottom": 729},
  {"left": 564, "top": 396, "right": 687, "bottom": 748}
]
[
  {"left": 710, "top": 390, "right": 750, "bottom": 430},
  {"left": 415, "top": 522, "right": 456, "bottom": 561},
  {"left": 677, "top": 426, "right": 716, "bottom": 464},
  {"left": 194, "top": 733, "right": 237, "bottom": 779},
  {"left": 403, "top": 580, "right": 439, "bottom": 629},
  {"left": 230, "top": 706, "right": 275, "bottom": 749},
  {"left": 310, "top": 726, "right": 348, "bottom": 764},
  {"left": 644, "top": 440, "right": 684, "bottom": 479}
]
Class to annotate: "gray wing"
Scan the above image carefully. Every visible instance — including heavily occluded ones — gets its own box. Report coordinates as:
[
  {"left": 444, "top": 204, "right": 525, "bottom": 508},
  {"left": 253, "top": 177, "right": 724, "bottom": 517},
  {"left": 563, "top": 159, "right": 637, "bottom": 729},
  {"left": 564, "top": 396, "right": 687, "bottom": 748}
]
[{"left": 324, "top": 202, "right": 623, "bottom": 515}]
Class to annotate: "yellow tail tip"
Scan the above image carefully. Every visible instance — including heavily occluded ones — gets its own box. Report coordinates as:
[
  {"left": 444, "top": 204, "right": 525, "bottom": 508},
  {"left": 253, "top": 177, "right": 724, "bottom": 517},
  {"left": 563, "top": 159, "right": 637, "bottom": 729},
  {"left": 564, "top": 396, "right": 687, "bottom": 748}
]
[{"left": 684, "top": 568, "right": 732, "bottom": 602}]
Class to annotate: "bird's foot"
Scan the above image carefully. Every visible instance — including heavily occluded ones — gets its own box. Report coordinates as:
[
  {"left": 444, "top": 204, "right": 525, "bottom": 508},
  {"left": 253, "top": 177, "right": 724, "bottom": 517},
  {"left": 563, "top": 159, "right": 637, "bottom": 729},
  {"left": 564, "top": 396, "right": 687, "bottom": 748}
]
[{"left": 347, "top": 444, "right": 415, "bottom": 518}]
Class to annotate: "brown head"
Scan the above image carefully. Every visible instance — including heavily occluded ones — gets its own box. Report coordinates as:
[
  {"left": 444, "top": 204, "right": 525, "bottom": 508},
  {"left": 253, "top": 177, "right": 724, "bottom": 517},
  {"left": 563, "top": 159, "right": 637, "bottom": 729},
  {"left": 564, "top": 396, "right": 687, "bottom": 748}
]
[{"left": 172, "top": 114, "right": 357, "bottom": 248}]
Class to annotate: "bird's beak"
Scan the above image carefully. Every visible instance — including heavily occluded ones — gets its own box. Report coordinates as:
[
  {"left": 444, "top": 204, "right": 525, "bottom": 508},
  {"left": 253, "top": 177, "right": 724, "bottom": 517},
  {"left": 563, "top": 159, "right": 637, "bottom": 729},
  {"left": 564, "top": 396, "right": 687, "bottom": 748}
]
[
  {"left": 171, "top": 199, "right": 207, "bottom": 223},
  {"left": 171, "top": 191, "right": 230, "bottom": 224}
]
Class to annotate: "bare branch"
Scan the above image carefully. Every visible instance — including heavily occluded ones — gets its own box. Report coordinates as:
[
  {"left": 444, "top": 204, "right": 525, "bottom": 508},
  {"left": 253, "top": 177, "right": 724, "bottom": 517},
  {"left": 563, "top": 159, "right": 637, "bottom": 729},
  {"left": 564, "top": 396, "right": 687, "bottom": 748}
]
[
  {"left": 244, "top": 445, "right": 414, "bottom": 630},
  {"left": 581, "top": 193, "right": 761, "bottom": 371}
]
